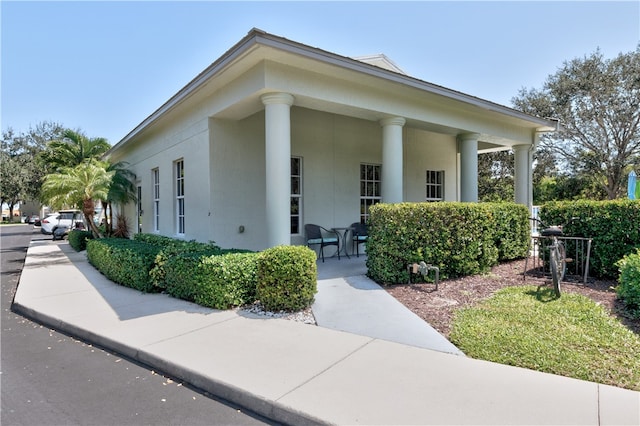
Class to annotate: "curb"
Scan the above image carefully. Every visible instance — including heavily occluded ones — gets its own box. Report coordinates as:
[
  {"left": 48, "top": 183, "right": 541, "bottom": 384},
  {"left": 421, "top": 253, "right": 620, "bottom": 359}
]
[{"left": 11, "top": 301, "right": 328, "bottom": 426}]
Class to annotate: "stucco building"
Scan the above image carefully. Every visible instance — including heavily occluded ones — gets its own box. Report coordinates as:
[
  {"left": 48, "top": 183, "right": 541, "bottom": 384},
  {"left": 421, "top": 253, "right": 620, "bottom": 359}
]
[{"left": 106, "top": 28, "right": 557, "bottom": 251}]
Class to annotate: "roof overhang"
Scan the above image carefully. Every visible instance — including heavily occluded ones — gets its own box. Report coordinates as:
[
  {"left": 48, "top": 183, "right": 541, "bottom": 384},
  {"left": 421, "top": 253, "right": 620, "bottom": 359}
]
[{"left": 107, "top": 28, "right": 558, "bottom": 156}]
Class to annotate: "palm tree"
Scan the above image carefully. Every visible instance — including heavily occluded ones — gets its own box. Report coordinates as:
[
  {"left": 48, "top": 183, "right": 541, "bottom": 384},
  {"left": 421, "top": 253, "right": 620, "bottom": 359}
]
[
  {"left": 101, "top": 161, "right": 137, "bottom": 236},
  {"left": 40, "top": 161, "right": 114, "bottom": 238},
  {"left": 41, "top": 129, "right": 110, "bottom": 171}
]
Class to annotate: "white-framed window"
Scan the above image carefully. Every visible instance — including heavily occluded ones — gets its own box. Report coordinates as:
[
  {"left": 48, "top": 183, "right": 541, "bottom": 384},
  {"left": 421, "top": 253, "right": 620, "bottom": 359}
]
[
  {"left": 137, "top": 185, "right": 142, "bottom": 234},
  {"left": 152, "top": 168, "right": 160, "bottom": 232},
  {"left": 426, "top": 170, "right": 444, "bottom": 201},
  {"left": 360, "top": 163, "right": 381, "bottom": 223},
  {"left": 175, "top": 159, "right": 185, "bottom": 235},
  {"left": 291, "top": 157, "right": 302, "bottom": 235}
]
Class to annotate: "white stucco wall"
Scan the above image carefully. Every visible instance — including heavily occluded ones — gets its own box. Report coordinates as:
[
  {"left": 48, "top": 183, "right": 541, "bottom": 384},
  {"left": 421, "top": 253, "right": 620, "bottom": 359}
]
[
  {"left": 115, "top": 103, "right": 461, "bottom": 251},
  {"left": 111, "top": 105, "right": 212, "bottom": 242},
  {"left": 207, "top": 107, "right": 458, "bottom": 251},
  {"left": 404, "top": 128, "right": 458, "bottom": 202},
  {"left": 208, "top": 114, "right": 266, "bottom": 250}
]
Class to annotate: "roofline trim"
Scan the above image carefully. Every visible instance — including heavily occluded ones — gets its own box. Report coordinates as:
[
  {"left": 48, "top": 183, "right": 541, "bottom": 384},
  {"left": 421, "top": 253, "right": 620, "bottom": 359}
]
[{"left": 107, "top": 28, "right": 556, "bottom": 155}]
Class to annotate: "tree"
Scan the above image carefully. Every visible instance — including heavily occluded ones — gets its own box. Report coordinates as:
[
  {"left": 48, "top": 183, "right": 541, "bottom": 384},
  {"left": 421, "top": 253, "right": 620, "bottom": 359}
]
[
  {"left": 41, "top": 129, "right": 110, "bottom": 171},
  {"left": 478, "top": 150, "right": 514, "bottom": 202},
  {"left": 100, "top": 161, "right": 137, "bottom": 237},
  {"left": 512, "top": 45, "right": 640, "bottom": 199},
  {"left": 1, "top": 122, "right": 64, "bottom": 220},
  {"left": 0, "top": 146, "right": 28, "bottom": 221},
  {"left": 40, "top": 161, "right": 114, "bottom": 238}
]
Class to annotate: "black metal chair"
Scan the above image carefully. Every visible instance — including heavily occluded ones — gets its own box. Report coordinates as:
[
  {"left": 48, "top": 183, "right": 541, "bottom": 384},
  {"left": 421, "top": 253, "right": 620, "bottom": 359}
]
[
  {"left": 305, "top": 224, "right": 340, "bottom": 262},
  {"left": 350, "top": 222, "right": 368, "bottom": 257}
]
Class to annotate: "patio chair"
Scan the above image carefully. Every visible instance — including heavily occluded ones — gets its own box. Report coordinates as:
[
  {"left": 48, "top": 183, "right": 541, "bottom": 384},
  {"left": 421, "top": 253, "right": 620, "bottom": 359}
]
[
  {"left": 350, "top": 222, "right": 368, "bottom": 257},
  {"left": 305, "top": 224, "right": 340, "bottom": 262}
]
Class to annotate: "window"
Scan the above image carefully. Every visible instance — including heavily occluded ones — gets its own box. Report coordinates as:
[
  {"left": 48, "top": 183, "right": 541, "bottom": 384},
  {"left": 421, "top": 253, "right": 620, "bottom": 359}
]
[
  {"left": 291, "top": 157, "right": 302, "bottom": 234},
  {"left": 426, "top": 170, "right": 444, "bottom": 201},
  {"left": 175, "top": 160, "right": 185, "bottom": 235},
  {"left": 360, "top": 163, "right": 381, "bottom": 223},
  {"left": 137, "top": 185, "right": 142, "bottom": 234},
  {"left": 152, "top": 169, "right": 160, "bottom": 232}
]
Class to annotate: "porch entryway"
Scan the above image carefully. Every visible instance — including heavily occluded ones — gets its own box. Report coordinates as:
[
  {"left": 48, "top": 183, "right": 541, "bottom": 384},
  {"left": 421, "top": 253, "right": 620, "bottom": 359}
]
[{"left": 313, "top": 255, "right": 464, "bottom": 355}]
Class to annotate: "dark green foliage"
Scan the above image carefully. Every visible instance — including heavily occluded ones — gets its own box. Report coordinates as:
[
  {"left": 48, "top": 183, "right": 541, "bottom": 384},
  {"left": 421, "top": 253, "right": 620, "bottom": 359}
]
[
  {"left": 134, "top": 233, "right": 252, "bottom": 289},
  {"left": 134, "top": 233, "right": 221, "bottom": 252},
  {"left": 88, "top": 233, "right": 316, "bottom": 312},
  {"left": 366, "top": 202, "right": 530, "bottom": 284},
  {"left": 490, "top": 203, "right": 531, "bottom": 260},
  {"left": 257, "top": 246, "right": 317, "bottom": 311},
  {"left": 163, "top": 252, "right": 260, "bottom": 308},
  {"left": 161, "top": 253, "right": 202, "bottom": 301},
  {"left": 540, "top": 200, "right": 640, "bottom": 278},
  {"left": 68, "top": 229, "right": 93, "bottom": 251},
  {"left": 86, "top": 238, "right": 160, "bottom": 292},
  {"left": 616, "top": 249, "right": 640, "bottom": 318},
  {"left": 165, "top": 253, "right": 259, "bottom": 309}
]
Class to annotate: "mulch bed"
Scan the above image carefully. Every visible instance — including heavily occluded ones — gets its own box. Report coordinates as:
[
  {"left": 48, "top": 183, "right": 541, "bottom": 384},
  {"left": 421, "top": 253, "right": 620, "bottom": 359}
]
[{"left": 385, "top": 258, "right": 640, "bottom": 338}]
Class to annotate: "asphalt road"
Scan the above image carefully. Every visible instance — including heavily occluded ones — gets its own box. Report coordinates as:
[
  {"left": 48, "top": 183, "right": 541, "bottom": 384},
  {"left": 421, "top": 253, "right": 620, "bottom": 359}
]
[{"left": 1, "top": 224, "right": 278, "bottom": 426}]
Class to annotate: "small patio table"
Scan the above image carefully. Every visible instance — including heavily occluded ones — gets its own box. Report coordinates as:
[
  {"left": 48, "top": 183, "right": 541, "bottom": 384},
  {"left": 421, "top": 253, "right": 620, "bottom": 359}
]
[{"left": 331, "top": 227, "right": 355, "bottom": 259}]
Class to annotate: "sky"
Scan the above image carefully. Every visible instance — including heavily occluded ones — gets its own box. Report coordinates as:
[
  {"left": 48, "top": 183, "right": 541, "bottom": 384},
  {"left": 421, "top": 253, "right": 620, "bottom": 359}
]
[{"left": 2, "top": 1, "right": 639, "bottom": 145}]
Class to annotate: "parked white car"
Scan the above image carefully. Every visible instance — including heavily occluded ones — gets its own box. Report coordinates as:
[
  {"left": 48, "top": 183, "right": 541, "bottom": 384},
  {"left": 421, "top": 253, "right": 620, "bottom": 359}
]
[{"left": 40, "top": 210, "right": 84, "bottom": 235}]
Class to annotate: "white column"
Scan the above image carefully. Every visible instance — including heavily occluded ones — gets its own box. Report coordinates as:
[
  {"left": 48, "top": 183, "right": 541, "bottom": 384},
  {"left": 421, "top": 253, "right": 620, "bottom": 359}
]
[
  {"left": 459, "top": 133, "right": 479, "bottom": 202},
  {"left": 513, "top": 144, "right": 530, "bottom": 207},
  {"left": 380, "top": 117, "right": 406, "bottom": 203},
  {"left": 261, "top": 92, "right": 294, "bottom": 247}
]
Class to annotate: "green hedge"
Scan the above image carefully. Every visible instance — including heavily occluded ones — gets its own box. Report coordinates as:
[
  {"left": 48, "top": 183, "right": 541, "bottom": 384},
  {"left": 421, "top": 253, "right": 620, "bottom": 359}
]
[
  {"left": 257, "top": 246, "right": 317, "bottom": 311},
  {"left": 68, "top": 230, "right": 94, "bottom": 251},
  {"left": 366, "top": 202, "right": 529, "bottom": 284},
  {"left": 490, "top": 203, "right": 530, "bottom": 260},
  {"left": 86, "top": 238, "right": 160, "bottom": 292},
  {"left": 87, "top": 234, "right": 317, "bottom": 312},
  {"left": 617, "top": 249, "right": 640, "bottom": 318},
  {"left": 163, "top": 252, "right": 260, "bottom": 309},
  {"left": 539, "top": 200, "right": 640, "bottom": 278},
  {"left": 133, "top": 234, "right": 251, "bottom": 290}
]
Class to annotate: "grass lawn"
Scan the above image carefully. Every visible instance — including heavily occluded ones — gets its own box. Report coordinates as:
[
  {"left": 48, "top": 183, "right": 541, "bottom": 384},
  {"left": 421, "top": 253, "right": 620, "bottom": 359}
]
[{"left": 450, "top": 285, "right": 640, "bottom": 391}]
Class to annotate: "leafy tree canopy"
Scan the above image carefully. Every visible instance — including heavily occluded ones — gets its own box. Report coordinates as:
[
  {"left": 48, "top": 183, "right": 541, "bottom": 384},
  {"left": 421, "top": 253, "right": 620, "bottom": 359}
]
[
  {"left": 512, "top": 45, "right": 640, "bottom": 199},
  {"left": 1, "top": 122, "right": 64, "bottom": 220},
  {"left": 478, "top": 150, "right": 514, "bottom": 202}
]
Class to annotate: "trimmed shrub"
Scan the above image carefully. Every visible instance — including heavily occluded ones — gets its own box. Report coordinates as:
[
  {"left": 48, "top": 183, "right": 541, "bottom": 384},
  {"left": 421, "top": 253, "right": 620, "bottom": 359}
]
[
  {"left": 163, "top": 252, "right": 260, "bottom": 308},
  {"left": 161, "top": 253, "right": 202, "bottom": 301},
  {"left": 257, "top": 246, "right": 317, "bottom": 311},
  {"left": 540, "top": 200, "right": 640, "bottom": 278},
  {"left": 616, "top": 249, "right": 640, "bottom": 318},
  {"left": 135, "top": 233, "right": 253, "bottom": 289},
  {"left": 366, "top": 202, "right": 514, "bottom": 284},
  {"left": 135, "top": 234, "right": 240, "bottom": 289},
  {"left": 86, "top": 238, "right": 160, "bottom": 292},
  {"left": 489, "top": 203, "right": 530, "bottom": 260},
  {"left": 194, "top": 253, "right": 259, "bottom": 309},
  {"left": 68, "top": 229, "right": 93, "bottom": 251}
]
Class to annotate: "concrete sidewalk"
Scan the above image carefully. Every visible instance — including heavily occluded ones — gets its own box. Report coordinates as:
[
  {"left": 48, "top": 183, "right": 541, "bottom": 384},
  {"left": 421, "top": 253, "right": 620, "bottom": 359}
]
[{"left": 13, "top": 239, "right": 640, "bottom": 425}]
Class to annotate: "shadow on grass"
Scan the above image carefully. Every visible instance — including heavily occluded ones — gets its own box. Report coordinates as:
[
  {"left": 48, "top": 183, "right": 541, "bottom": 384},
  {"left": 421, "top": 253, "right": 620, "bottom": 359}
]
[{"left": 525, "top": 286, "right": 560, "bottom": 303}]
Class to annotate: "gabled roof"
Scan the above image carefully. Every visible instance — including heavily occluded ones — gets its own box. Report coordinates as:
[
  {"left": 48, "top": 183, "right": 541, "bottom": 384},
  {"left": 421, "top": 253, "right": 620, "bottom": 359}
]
[
  {"left": 353, "top": 54, "right": 407, "bottom": 75},
  {"left": 108, "top": 28, "right": 558, "bottom": 155}
]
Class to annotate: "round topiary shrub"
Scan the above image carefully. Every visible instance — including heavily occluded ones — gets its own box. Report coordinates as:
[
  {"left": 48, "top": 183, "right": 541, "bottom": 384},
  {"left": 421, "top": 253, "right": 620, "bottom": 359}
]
[{"left": 256, "top": 245, "right": 317, "bottom": 312}]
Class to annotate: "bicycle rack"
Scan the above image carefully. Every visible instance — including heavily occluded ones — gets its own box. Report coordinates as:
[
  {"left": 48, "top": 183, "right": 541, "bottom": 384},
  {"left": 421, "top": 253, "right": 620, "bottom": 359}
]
[{"left": 524, "top": 236, "right": 592, "bottom": 284}]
